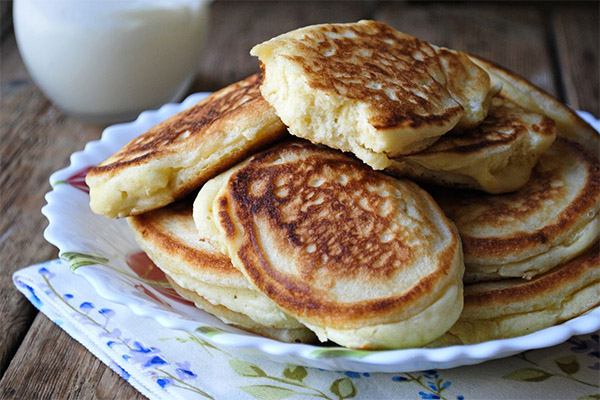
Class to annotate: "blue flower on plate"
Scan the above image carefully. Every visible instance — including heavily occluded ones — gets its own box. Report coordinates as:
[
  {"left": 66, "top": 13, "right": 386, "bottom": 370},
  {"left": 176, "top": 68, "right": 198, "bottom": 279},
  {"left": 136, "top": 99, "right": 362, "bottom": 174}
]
[
  {"left": 419, "top": 391, "right": 440, "bottom": 399},
  {"left": 131, "top": 341, "right": 153, "bottom": 354},
  {"left": 144, "top": 356, "right": 168, "bottom": 368},
  {"left": 110, "top": 361, "right": 130, "bottom": 381},
  {"left": 99, "top": 308, "right": 115, "bottom": 319},
  {"left": 175, "top": 361, "right": 197, "bottom": 380},
  {"left": 423, "top": 370, "right": 439, "bottom": 379},
  {"left": 341, "top": 371, "right": 371, "bottom": 379},
  {"left": 100, "top": 328, "right": 122, "bottom": 339},
  {"left": 568, "top": 334, "right": 600, "bottom": 369},
  {"left": 391, "top": 376, "right": 408, "bottom": 382},
  {"left": 123, "top": 341, "right": 168, "bottom": 369},
  {"left": 157, "top": 378, "right": 173, "bottom": 389},
  {"left": 79, "top": 302, "right": 94, "bottom": 313},
  {"left": 16, "top": 281, "right": 42, "bottom": 309},
  {"left": 38, "top": 267, "right": 56, "bottom": 279}
]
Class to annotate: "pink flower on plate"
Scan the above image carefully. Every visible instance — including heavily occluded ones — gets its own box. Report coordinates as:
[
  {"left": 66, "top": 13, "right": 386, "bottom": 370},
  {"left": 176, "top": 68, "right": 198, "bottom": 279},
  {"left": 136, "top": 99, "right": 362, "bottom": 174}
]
[{"left": 53, "top": 166, "right": 93, "bottom": 193}]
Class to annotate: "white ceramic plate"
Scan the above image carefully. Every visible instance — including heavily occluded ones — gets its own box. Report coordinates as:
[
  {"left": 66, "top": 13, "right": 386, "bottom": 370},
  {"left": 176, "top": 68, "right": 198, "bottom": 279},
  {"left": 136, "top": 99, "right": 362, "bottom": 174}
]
[{"left": 42, "top": 92, "right": 600, "bottom": 373}]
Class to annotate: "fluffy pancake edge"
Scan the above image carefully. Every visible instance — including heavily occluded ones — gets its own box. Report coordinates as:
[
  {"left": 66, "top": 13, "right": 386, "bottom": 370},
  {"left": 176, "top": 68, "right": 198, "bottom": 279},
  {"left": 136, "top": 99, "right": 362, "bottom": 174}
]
[
  {"left": 442, "top": 245, "right": 600, "bottom": 344},
  {"left": 87, "top": 74, "right": 287, "bottom": 218},
  {"left": 168, "top": 277, "right": 317, "bottom": 343}
]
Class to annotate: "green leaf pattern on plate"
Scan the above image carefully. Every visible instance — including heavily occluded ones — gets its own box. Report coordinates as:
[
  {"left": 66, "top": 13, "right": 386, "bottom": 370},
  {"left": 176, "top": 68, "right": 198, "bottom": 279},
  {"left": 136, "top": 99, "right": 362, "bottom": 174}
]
[
  {"left": 310, "top": 348, "right": 374, "bottom": 359},
  {"left": 555, "top": 355, "right": 580, "bottom": 375},
  {"left": 241, "top": 385, "right": 296, "bottom": 400},
  {"left": 61, "top": 251, "right": 110, "bottom": 272},
  {"left": 503, "top": 368, "right": 552, "bottom": 382},
  {"left": 330, "top": 378, "right": 356, "bottom": 399},
  {"left": 502, "top": 349, "right": 599, "bottom": 395},
  {"left": 196, "top": 325, "right": 228, "bottom": 338},
  {"left": 61, "top": 250, "right": 170, "bottom": 287}
]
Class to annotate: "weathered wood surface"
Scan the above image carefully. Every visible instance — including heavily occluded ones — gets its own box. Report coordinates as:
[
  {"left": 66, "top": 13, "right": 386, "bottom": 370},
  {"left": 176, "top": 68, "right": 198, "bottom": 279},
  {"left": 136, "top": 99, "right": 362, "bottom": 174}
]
[
  {"left": 0, "top": 1, "right": 597, "bottom": 399},
  {"left": 0, "top": 34, "right": 105, "bottom": 378},
  {"left": 191, "top": 0, "right": 372, "bottom": 92},
  {"left": 0, "top": 314, "right": 144, "bottom": 400},
  {"left": 552, "top": 4, "right": 600, "bottom": 115},
  {"left": 376, "top": 3, "right": 558, "bottom": 96}
]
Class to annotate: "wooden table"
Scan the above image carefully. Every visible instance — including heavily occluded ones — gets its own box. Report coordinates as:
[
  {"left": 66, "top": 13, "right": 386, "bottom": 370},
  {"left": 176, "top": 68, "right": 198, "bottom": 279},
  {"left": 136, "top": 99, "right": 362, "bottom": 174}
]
[{"left": 1, "top": 1, "right": 597, "bottom": 398}]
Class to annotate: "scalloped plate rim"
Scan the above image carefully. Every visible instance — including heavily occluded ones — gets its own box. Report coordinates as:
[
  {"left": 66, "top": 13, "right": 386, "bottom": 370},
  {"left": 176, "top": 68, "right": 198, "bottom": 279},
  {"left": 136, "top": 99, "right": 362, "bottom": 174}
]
[{"left": 40, "top": 92, "right": 600, "bottom": 372}]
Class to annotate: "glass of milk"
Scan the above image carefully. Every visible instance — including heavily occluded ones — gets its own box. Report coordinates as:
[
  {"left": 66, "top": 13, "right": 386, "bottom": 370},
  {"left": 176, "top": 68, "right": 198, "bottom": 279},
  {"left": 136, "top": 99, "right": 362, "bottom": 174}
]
[{"left": 14, "top": 0, "right": 209, "bottom": 124}]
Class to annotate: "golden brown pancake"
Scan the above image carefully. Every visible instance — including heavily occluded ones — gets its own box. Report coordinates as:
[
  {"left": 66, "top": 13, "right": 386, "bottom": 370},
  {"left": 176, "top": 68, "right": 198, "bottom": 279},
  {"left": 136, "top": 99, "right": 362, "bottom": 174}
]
[
  {"left": 87, "top": 74, "right": 287, "bottom": 218},
  {"left": 470, "top": 55, "right": 599, "bottom": 153},
  {"left": 438, "top": 244, "right": 600, "bottom": 344},
  {"left": 126, "top": 197, "right": 315, "bottom": 342},
  {"left": 195, "top": 141, "right": 464, "bottom": 349},
  {"left": 167, "top": 277, "right": 317, "bottom": 343},
  {"left": 432, "top": 137, "right": 600, "bottom": 282},
  {"left": 251, "top": 20, "right": 492, "bottom": 169},
  {"left": 387, "top": 94, "right": 557, "bottom": 194}
]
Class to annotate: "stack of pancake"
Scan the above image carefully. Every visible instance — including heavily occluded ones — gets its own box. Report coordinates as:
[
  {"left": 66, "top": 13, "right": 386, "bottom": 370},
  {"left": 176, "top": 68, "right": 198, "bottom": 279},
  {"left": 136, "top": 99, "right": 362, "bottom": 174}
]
[{"left": 86, "top": 20, "right": 599, "bottom": 349}]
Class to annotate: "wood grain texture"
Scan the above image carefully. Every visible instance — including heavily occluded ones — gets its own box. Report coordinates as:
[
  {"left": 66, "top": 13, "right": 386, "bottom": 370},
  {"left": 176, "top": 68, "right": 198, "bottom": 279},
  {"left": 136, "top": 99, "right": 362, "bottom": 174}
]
[
  {"left": 552, "top": 5, "right": 599, "bottom": 115},
  {"left": 190, "top": 0, "right": 372, "bottom": 92},
  {"left": 0, "top": 2, "right": 12, "bottom": 40},
  {"left": 0, "top": 36, "right": 104, "bottom": 379},
  {"left": 0, "top": 314, "right": 145, "bottom": 400},
  {"left": 375, "top": 3, "right": 558, "bottom": 96}
]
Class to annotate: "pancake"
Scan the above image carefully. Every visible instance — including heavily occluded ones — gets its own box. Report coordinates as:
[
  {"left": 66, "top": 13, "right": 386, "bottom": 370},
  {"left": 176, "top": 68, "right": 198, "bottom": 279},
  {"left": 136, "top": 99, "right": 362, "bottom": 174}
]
[
  {"left": 432, "top": 137, "right": 600, "bottom": 283},
  {"left": 437, "top": 244, "right": 600, "bottom": 345},
  {"left": 195, "top": 141, "right": 464, "bottom": 349},
  {"left": 167, "top": 277, "right": 317, "bottom": 343},
  {"left": 87, "top": 74, "right": 287, "bottom": 218},
  {"left": 251, "top": 20, "right": 492, "bottom": 170},
  {"left": 126, "top": 198, "right": 316, "bottom": 342},
  {"left": 387, "top": 94, "right": 557, "bottom": 194},
  {"left": 470, "top": 55, "right": 600, "bottom": 153}
]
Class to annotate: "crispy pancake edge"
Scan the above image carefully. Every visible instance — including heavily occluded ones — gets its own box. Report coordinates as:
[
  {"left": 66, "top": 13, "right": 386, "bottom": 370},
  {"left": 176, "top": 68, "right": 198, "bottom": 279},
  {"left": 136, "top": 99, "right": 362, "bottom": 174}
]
[
  {"left": 464, "top": 243, "right": 599, "bottom": 308},
  {"left": 470, "top": 55, "right": 600, "bottom": 153},
  {"left": 413, "top": 95, "right": 556, "bottom": 156},
  {"left": 87, "top": 74, "right": 287, "bottom": 217},
  {"left": 167, "top": 276, "right": 317, "bottom": 343},
  {"left": 218, "top": 142, "right": 463, "bottom": 329},
  {"left": 127, "top": 200, "right": 239, "bottom": 278},
  {"left": 459, "top": 137, "right": 599, "bottom": 261},
  {"left": 89, "top": 74, "right": 270, "bottom": 174}
]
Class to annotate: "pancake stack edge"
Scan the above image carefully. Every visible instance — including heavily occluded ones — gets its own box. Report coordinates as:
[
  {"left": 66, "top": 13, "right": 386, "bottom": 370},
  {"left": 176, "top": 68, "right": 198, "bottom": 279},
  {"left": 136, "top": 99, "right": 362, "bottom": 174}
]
[{"left": 88, "top": 20, "right": 599, "bottom": 349}]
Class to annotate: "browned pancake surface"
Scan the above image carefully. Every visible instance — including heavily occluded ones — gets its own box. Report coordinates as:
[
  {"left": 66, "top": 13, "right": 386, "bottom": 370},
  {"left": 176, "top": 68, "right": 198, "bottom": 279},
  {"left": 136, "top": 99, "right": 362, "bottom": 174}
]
[
  {"left": 87, "top": 74, "right": 288, "bottom": 217},
  {"left": 433, "top": 137, "right": 600, "bottom": 262},
  {"left": 279, "top": 22, "right": 462, "bottom": 131},
  {"left": 218, "top": 141, "right": 461, "bottom": 329},
  {"left": 420, "top": 95, "right": 555, "bottom": 155},
  {"left": 128, "top": 197, "right": 240, "bottom": 280},
  {"left": 464, "top": 243, "right": 599, "bottom": 307},
  {"left": 470, "top": 55, "right": 600, "bottom": 153},
  {"left": 90, "top": 74, "right": 267, "bottom": 173}
]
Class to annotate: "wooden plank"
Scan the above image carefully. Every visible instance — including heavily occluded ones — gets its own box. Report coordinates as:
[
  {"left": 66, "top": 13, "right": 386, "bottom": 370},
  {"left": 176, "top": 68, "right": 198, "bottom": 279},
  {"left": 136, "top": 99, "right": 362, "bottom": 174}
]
[
  {"left": 0, "top": 314, "right": 144, "bottom": 400},
  {"left": 552, "top": 5, "right": 599, "bottom": 115},
  {"left": 375, "top": 3, "right": 558, "bottom": 96},
  {"left": 0, "top": 1, "right": 11, "bottom": 40},
  {"left": 191, "top": 0, "right": 372, "bottom": 92},
  {"left": 0, "top": 35, "right": 104, "bottom": 376}
]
